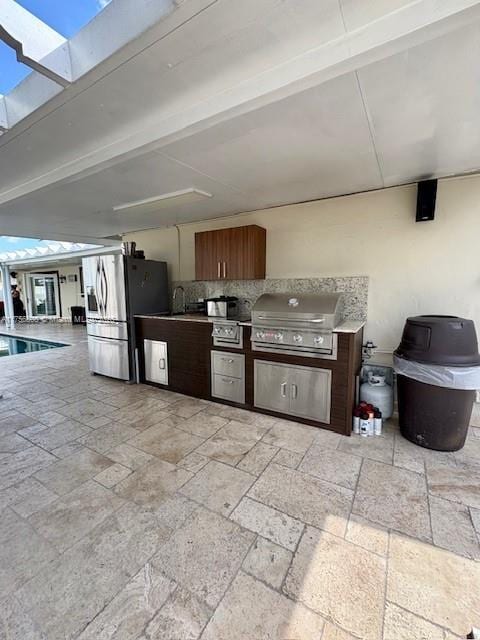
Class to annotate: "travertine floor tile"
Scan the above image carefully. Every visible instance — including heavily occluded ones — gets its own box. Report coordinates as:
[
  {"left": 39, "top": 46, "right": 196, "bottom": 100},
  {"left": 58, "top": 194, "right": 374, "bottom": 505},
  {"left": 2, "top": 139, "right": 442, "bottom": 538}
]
[
  {"left": 388, "top": 533, "right": 480, "bottom": 636},
  {"left": 114, "top": 459, "right": 193, "bottom": 508},
  {"left": 298, "top": 445, "right": 362, "bottom": 489},
  {"left": 383, "top": 602, "right": 444, "bottom": 640},
  {"left": 236, "top": 441, "right": 278, "bottom": 475},
  {"left": 177, "top": 450, "right": 210, "bottom": 473},
  {"left": 0, "top": 412, "right": 39, "bottom": 437},
  {"left": 262, "top": 420, "right": 316, "bottom": 454},
  {"left": 230, "top": 496, "right": 304, "bottom": 550},
  {"left": 176, "top": 412, "right": 229, "bottom": 438},
  {"left": 0, "top": 446, "right": 56, "bottom": 491},
  {"left": 0, "top": 432, "right": 32, "bottom": 454},
  {"left": 77, "top": 422, "right": 139, "bottom": 454},
  {"left": 429, "top": 494, "right": 480, "bottom": 559},
  {"left": 353, "top": 459, "right": 431, "bottom": 541},
  {"left": 272, "top": 448, "right": 303, "bottom": 469},
  {"left": 151, "top": 507, "right": 254, "bottom": 609},
  {"left": 105, "top": 442, "right": 154, "bottom": 470},
  {"left": 393, "top": 434, "right": 457, "bottom": 475},
  {"left": 16, "top": 502, "right": 175, "bottom": 639},
  {"left": 248, "top": 463, "right": 352, "bottom": 536},
  {"left": 470, "top": 506, "right": 480, "bottom": 533},
  {"left": 164, "top": 398, "right": 208, "bottom": 419},
  {"left": 19, "top": 418, "right": 91, "bottom": 451},
  {"left": 34, "top": 448, "right": 114, "bottom": 495},
  {"left": 0, "top": 476, "right": 57, "bottom": 517},
  {"left": 180, "top": 460, "right": 254, "bottom": 516},
  {"left": 284, "top": 527, "right": 386, "bottom": 640},
  {"left": 195, "top": 422, "right": 259, "bottom": 466},
  {"left": 28, "top": 480, "right": 124, "bottom": 552},
  {"left": 427, "top": 461, "right": 480, "bottom": 509},
  {"left": 322, "top": 622, "right": 357, "bottom": 639},
  {"left": 51, "top": 441, "right": 85, "bottom": 459},
  {"left": 338, "top": 430, "right": 394, "bottom": 464},
  {"left": 144, "top": 586, "right": 212, "bottom": 640},
  {"left": 242, "top": 536, "right": 292, "bottom": 589},
  {"left": 201, "top": 571, "right": 325, "bottom": 640},
  {"left": 94, "top": 462, "right": 132, "bottom": 488},
  {"left": 77, "top": 562, "right": 176, "bottom": 639},
  {"left": 345, "top": 513, "right": 389, "bottom": 556},
  {"left": 129, "top": 423, "right": 204, "bottom": 464},
  {"left": 0, "top": 508, "right": 57, "bottom": 599},
  {"left": 0, "top": 595, "right": 46, "bottom": 640}
]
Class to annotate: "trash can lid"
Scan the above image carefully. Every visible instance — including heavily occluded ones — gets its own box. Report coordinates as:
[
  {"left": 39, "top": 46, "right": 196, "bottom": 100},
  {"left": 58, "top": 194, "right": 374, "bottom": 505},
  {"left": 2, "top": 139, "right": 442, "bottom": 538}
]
[{"left": 395, "top": 315, "right": 480, "bottom": 367}]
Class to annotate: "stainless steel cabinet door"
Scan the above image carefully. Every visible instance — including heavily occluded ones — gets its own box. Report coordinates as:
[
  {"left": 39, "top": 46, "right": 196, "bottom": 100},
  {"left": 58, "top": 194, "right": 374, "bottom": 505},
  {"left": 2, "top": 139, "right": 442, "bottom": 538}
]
[
  {"left": 144, "top": 339, "right": 168, "bottom": 385},
  {"left": 254, "top": 360, "right": 290, "bottom": 414},
  {"left": 88, "top": 337, "right": 130, "bottom": 380},
  {"left": 289, "top": 366, "right": 331, "bottom": 423}
]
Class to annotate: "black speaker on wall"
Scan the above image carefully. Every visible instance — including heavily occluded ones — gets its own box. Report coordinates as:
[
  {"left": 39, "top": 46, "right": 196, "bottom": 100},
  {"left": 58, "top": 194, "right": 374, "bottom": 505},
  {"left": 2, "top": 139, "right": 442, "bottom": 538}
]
[{"left": 416, "top": 179, "right": 437, "bottom": 222}]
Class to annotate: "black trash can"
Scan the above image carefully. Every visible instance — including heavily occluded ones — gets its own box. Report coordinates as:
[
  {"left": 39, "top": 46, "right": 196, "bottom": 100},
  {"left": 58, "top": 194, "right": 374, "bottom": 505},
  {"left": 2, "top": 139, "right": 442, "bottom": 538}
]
[{"left": 394, "top": 315, "right": 480, "bottom": 451}]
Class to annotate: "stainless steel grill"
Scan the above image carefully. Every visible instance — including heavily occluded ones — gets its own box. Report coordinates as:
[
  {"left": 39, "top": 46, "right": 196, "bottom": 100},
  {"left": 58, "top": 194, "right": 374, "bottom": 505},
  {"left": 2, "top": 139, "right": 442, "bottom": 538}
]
[{"left": 251, "top": 292, "right": 344, "bottom": 359}]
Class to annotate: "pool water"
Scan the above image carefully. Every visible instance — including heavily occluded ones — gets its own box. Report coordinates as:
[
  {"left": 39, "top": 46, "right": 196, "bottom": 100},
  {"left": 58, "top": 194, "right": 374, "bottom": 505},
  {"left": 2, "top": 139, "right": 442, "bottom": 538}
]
[{"left": 0, "top": 334, "right": 67, "bottom": 357}]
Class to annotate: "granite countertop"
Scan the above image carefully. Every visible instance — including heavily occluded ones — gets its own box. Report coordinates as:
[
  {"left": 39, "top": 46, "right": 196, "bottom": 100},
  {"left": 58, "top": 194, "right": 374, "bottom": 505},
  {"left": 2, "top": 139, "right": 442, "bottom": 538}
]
[
  {"left": 135, "top": 313, "right": 252, "bottom": 325},
  {"left": 135, "top": 314, "right": 364, "bottom": 333},
  {"left": 333, "top": 320, "right": 365, "bottom": 334}
]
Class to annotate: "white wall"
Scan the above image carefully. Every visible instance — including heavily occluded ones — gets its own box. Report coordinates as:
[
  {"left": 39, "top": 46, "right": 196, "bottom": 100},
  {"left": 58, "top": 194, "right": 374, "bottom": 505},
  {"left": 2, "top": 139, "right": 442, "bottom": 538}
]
[{"left": 124, "top": 174, "right": 480, "bottom": 353}]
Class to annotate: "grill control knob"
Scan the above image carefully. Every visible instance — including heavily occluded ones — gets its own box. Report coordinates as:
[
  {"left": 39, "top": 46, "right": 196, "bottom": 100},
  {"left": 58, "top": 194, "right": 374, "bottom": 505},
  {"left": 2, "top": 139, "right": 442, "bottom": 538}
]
[
  {"left": 213, "top": 327, "right": 222, "bottom": 335},
  {"left": 274, "top": 332, "right": 283, "bottom": 341},
  {"left": 314, "top": 335, "right": 324, "bottom": 345},
  {"left": 293, "top": 334, "right": 303, "bottom": 343},
  {"left": 256, "top": 331, "right": 265, "bottom": 340},
  {"left": 225, "top": 328, "right": 233, "bottom": 336}
]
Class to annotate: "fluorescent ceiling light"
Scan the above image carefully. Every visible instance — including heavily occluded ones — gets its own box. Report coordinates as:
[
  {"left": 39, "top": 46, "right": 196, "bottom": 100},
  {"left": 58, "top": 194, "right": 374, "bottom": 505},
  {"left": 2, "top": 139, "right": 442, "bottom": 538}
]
[{"left": 113, "top": 188, "right": 213, "bottom": 214}]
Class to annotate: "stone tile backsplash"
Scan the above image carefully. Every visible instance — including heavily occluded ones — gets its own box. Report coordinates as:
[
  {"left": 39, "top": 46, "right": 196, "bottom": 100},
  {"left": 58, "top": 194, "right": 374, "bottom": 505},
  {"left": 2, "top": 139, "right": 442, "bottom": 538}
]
[{"left": 172, "top": 276, "right": 368, "bottom": 320}]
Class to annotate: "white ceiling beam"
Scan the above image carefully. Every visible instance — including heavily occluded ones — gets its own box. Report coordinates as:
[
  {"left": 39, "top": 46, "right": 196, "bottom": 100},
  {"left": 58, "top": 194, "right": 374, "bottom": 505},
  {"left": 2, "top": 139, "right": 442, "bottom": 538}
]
[
  {"left": 1, "top": 0, "right": 479, "bottom": 209},
  {"left": 0, "top": 0, "right": 72, "bottom": 86}
]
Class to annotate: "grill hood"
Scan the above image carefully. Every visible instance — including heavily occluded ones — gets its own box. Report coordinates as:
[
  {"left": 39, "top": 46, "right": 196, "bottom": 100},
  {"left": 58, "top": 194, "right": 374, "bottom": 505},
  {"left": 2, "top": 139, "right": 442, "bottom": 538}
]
[{"left": 252, "top": 292, "right": 344, "bottom": 328}]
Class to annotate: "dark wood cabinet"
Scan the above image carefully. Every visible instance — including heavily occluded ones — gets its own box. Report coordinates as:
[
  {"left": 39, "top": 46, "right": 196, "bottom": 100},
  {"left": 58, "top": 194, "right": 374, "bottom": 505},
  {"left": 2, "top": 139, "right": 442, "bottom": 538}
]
[
  {"left": 136, "top": 316, "right": 363, "bottom": 436},
  {"left": 195, "top": 225, "right": 266, "bottom": 280}
]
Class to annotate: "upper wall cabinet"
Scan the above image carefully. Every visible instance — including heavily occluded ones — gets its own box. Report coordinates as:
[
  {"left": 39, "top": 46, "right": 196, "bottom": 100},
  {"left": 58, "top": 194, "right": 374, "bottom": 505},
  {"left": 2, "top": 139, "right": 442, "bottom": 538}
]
[{"left": 195, "top": 225, "right": 266, "bottom": 281}]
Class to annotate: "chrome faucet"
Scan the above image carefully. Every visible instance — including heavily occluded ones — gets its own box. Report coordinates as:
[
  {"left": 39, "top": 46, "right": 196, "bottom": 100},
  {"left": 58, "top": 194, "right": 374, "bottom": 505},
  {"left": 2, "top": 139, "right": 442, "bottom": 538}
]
[{"left": 172, "top": 285, "right": 186, "bottom": 314}]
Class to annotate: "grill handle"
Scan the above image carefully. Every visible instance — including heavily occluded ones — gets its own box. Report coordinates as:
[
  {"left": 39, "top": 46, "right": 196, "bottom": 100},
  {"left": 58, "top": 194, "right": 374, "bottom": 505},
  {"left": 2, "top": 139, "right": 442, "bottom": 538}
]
[{"left": 256, "top": 316, "right": 325, "bottom": 323}]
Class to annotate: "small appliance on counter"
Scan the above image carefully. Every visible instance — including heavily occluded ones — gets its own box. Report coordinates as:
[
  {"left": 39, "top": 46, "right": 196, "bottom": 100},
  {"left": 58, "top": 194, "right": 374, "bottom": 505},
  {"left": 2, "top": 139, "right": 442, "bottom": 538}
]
[{"left": 206, "top": 296, "right": 239, "bottom": 318}]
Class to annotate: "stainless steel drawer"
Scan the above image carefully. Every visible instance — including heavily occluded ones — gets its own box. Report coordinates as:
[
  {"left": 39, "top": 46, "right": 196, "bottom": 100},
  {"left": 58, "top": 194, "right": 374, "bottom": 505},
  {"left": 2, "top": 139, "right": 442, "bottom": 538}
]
[
  {"left": 88, "top": 336, "right": 130, "bottom": 380},
  {"left": 211, "top": 351, "right": 245, "bottom": 379},
  {"left": 212, "top": 374, "right": 245, "bottom": 404}
]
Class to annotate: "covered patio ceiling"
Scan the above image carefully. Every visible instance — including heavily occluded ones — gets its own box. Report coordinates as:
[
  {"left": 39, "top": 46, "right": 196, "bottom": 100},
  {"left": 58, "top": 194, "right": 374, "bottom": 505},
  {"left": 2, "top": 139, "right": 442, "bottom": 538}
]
[{"left": 1, "top": 0, "right": 480, "bottom": 243}]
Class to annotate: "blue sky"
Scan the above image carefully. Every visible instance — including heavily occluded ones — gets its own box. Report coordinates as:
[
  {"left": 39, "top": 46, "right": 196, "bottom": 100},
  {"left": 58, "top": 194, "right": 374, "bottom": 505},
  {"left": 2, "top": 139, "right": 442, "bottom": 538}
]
[
  {"left": 0, "top": 236, "right": 43, "bottom": 254},
  {"left": 0, "top": 0, "right": 110, "bottom": 93}
]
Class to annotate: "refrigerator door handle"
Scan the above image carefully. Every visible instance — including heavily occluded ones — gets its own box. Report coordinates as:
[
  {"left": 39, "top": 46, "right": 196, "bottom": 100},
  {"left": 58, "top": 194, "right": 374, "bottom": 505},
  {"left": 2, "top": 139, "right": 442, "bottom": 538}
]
[{"left": 101, "top": 259, "right": 108, "bottom": 316}]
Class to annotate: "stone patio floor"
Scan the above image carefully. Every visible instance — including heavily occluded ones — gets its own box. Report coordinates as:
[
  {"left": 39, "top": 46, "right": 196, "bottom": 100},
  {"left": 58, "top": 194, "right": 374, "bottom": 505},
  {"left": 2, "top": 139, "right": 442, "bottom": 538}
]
[{"left": 0, "top": 323, "right": 479, "bottom": 639}]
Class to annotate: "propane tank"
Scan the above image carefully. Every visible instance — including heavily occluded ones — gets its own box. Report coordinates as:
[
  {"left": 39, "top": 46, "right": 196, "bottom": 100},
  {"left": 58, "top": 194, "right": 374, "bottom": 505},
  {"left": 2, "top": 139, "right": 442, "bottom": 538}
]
[{"left": 360, "top": 373, "right": 393, "bottom": 419}]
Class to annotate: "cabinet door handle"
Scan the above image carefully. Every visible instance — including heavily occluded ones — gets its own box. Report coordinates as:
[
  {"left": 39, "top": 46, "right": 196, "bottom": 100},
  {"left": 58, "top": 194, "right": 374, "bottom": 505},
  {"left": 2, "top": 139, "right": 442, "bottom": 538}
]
[
  {"left": 291, "top": 383, "right": 298, "bottom": 399},
  {"left": 217, "top": 262, "right": 221, "bottom": 278},
  {"left": 159, "top": 358, "right": 166, "bottom": 370},
  {"left": 281, "top": 382, "right": 287, "bottom": 398},
  {"left": 221, "top": 357, "right": 234, "bottom": 363},
  {"left": 222, "top": 378, "right": 235, "bottom": 384},
  {"left": 223, "top": 261, "right": 226, "bottom": 278}
]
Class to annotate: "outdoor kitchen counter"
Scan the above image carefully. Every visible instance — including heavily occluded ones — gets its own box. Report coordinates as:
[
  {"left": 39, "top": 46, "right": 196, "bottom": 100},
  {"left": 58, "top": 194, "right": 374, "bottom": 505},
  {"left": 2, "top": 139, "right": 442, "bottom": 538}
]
[
  {"left": 134, "top": 315, "right": 365, "bottom": 333},
  {"left": 135, "top": 314, "right": 364, "bottom": 436},
  {"left": 134, "top": 313, "right": 252, "bottom": 326}
]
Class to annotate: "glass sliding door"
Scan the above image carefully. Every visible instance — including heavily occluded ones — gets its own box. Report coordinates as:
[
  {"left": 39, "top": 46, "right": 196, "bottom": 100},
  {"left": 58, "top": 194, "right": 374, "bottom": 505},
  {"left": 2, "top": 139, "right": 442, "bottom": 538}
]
[{"left": 27, "top": 273, "right": 60, "bottom": 318}]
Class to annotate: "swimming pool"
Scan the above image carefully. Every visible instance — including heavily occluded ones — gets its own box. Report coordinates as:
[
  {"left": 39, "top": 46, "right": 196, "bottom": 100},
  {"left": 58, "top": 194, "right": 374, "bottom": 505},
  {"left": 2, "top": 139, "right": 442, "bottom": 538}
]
[{"left": 0, "top": 334, "right": 67, "bottom": 357}]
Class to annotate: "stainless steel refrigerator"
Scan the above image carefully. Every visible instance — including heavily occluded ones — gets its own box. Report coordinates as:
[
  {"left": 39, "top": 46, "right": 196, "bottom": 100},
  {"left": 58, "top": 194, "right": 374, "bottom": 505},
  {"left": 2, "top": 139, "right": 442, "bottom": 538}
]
[{"left": 82, "top": 254, "right": 169, "bottom": 381}]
